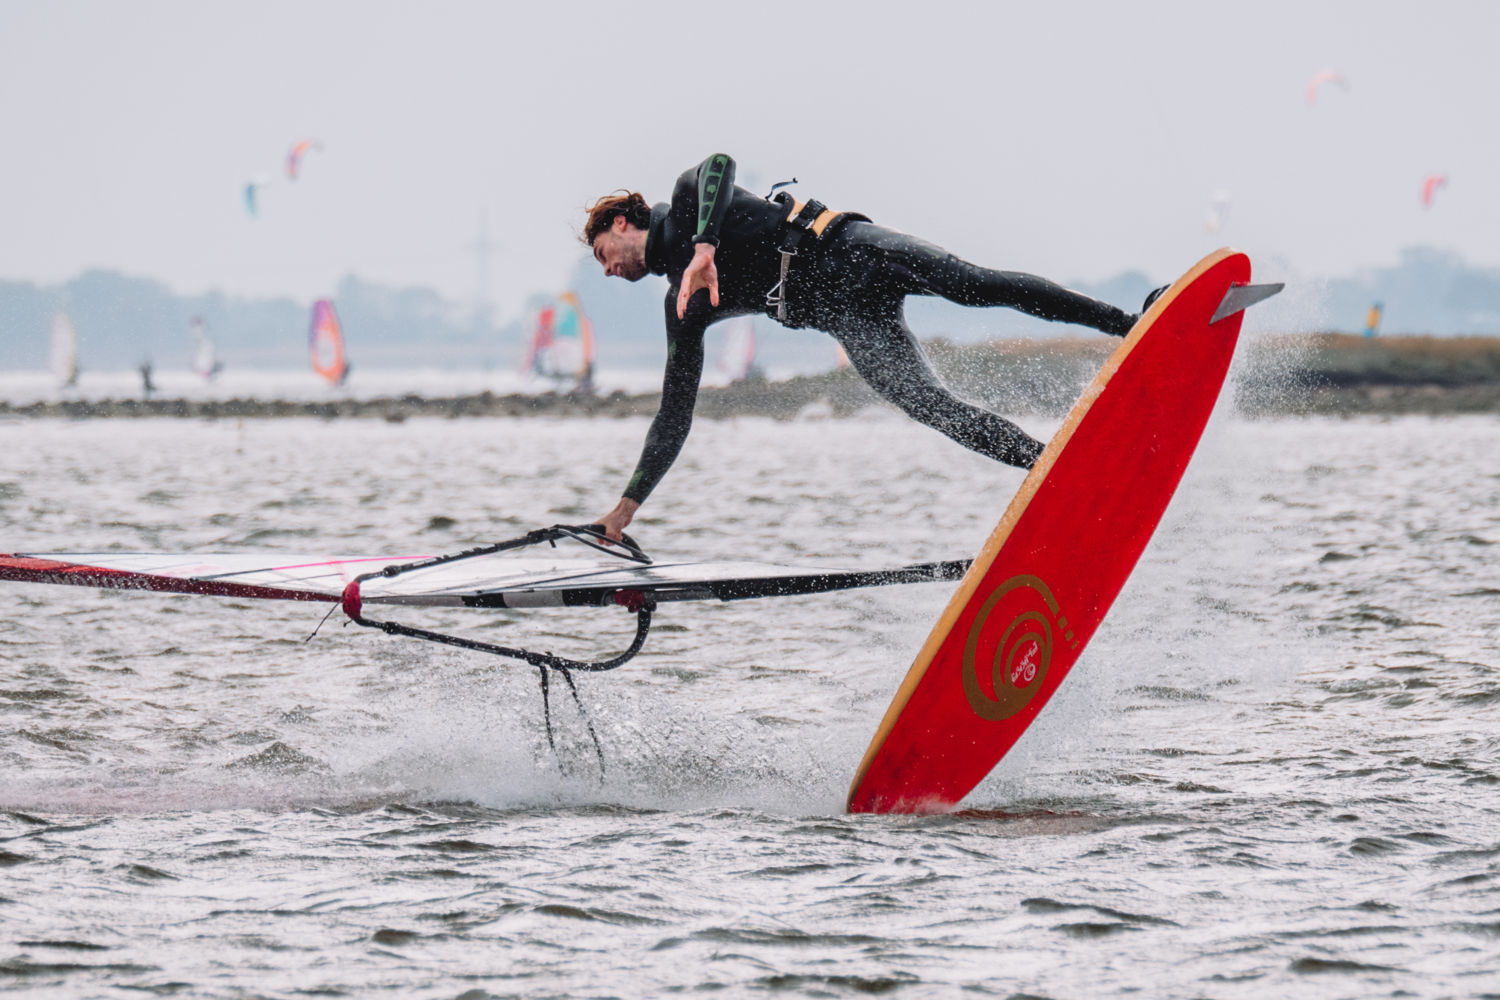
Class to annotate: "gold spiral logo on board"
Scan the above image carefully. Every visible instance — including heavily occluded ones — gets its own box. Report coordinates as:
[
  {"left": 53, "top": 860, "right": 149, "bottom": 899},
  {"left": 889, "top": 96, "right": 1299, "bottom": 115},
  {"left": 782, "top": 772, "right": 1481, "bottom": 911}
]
[{"left": 962, "top": 574, "right": 1075, "bottom": 721}]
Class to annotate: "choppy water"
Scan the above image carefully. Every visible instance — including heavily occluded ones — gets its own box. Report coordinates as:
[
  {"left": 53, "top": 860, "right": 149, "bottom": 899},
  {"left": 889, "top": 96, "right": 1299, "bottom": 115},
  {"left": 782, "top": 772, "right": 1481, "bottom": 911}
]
[{"left": 2, "top": 405, "right": 1499, "bottom": 998}]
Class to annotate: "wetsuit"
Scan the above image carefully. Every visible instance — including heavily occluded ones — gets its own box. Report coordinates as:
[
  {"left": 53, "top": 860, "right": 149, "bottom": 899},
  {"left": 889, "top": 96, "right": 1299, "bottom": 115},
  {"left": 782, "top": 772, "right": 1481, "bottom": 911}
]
[{"left": 622, "top": 153, "right": 1139, "bottom": 505}]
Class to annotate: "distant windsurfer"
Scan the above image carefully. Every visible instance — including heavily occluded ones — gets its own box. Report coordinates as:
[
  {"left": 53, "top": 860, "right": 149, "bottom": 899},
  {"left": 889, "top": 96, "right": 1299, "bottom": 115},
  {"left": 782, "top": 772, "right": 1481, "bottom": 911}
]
[{"left": 585, "top": 153, "right": 1150, "bottom": 539}]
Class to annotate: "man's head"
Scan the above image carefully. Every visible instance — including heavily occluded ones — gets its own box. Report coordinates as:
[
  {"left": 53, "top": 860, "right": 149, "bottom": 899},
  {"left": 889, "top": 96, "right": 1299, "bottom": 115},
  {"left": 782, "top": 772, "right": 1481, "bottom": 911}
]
[{"left": 583, "top": 191, "right": 651, "bottom": 282}]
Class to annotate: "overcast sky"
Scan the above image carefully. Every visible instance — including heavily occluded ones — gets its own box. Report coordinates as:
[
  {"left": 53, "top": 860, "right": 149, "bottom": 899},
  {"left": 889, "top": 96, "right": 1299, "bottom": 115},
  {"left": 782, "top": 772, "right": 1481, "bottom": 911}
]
[{"left": 2, "top": 0, "right": 1495, "bottom": 322}]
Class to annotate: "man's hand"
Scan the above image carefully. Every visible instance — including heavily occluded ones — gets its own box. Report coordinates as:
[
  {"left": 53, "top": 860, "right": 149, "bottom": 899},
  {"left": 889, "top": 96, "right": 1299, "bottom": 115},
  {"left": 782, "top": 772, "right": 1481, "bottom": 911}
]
[
  {"left": 676, "top": 243, "right": 719, "bottom": 319},
  {"left": 594, "top": 497, "right": 641, "bottom": 542}
]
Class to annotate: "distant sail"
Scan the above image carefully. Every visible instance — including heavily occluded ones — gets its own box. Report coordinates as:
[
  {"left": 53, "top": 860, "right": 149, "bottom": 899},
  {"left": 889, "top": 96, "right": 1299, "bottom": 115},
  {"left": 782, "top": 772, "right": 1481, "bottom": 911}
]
[
  {"left": 523, "top": 304, "right": 555, "bottom": 374},
  {"left": 524, "top": 292, "right": 595, "bottom": 393},
  {"left": 189, "top": 316, "right": 224, "bottom": 380},
  {"left": 308, "top": 300, "right": 350, "bottom": 385},
  {"left": 1204, "top": 190, "right": 1232, "bottom": 234},
  {"left": 717, "top": 318, "right": 762, "bottom": 382},
  {"left": 50, "top": 313, "right": 79, "bottom": 387}
]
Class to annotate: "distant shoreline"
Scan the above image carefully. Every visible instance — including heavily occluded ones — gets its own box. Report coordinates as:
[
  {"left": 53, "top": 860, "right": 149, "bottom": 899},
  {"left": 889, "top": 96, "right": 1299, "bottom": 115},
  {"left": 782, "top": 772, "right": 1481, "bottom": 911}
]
[{"left": 4, "top": 334, "right": 1498, "bottom": 420}]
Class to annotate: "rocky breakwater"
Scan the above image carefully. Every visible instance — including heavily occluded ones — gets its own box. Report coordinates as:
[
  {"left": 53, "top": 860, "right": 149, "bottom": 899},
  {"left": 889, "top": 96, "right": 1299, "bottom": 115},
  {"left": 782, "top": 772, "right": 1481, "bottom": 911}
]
[{"left": 4, "top": 334, "right": 1498, "bottom": 422}]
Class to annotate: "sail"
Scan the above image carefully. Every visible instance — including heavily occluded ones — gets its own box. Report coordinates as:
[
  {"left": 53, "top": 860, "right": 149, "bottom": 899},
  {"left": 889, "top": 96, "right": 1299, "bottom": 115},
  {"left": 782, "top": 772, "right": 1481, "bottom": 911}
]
[
  {"left": 523, "top": 305, "right": 556, "bottom": 376},
  {"left": 50, "top": 313, "right": 79, "bottom": 387},
  {"left": 1203, "top": 190, "right": 1232, "bottom": 234},
  {"left": 189, "top": 316, "right": 223, "bottom": 380},
  {"left": 524, "top": 292, "right": 595, "bottom": 391},
  {"left": 308, "top": 300, "right": 349, "bottom": 385},
  {"left": 0, "top": 525, "right": 967, "bottom": 679},
  {"left": 0, "top": 550, "right": 967, "bottom": 609},
  {"left": 716, "top": 318, "right": 760, "bottom": 382}
]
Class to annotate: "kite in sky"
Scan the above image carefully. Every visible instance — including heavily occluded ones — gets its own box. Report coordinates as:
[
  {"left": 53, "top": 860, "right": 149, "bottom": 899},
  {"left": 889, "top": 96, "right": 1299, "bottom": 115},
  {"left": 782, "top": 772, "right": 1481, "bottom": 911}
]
[
  {"left": 1421, "top": 174, "right": 1448, "bottom": 209},
  {"left": 243, "top": 176, "right": 271, "bottom": 218},
  {"left": 1306, "top": 69, "right": 1349, "bottom": 106},
  {"left": 286, "top": 139, "right": 322, "bottom": 180}
]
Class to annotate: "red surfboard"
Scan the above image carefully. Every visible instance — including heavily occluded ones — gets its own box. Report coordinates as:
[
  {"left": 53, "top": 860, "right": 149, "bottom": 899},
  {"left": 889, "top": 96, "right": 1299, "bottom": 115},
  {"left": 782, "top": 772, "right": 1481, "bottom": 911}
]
[{"left": 847, "top": 249, "right": 1275, "bottom": 814}]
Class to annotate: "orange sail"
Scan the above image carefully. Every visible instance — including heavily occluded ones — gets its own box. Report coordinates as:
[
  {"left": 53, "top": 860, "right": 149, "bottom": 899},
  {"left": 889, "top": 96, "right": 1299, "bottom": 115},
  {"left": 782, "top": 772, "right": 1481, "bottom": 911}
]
[
  {"left": 308, "top": 300, "right": 349, "bottom": 385},
  {"left": 525, "top": 292, "right": 595, "bottom": 392}
]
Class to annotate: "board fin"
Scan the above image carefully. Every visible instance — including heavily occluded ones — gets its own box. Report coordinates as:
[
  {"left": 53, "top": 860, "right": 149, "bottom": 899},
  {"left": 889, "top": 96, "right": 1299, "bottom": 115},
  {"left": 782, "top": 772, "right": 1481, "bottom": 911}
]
[{"left": 1211, "top": 282, "right": 1284, "bottom": 324}]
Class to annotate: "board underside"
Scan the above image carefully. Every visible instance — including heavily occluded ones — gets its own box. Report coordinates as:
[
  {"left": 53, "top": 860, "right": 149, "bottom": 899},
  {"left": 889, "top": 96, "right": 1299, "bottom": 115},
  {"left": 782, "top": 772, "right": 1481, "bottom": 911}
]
[{"left": 847, "top": 249, "right": 1252, "bottom": 814}]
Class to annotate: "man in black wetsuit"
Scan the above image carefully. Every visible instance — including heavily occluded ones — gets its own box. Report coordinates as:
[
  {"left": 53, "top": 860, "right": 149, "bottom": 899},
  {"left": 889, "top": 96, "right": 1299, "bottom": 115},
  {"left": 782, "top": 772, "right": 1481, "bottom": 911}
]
[{"left": 584, "top": 153, "right": 1144, "bottom": 540}]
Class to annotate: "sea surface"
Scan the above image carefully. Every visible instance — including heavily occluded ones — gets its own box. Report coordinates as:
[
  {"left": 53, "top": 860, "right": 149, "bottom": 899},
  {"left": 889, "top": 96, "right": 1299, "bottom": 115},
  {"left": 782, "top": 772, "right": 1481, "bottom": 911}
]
[{"left": 1, "top": 403, "right": 1498, "bottom": 998}]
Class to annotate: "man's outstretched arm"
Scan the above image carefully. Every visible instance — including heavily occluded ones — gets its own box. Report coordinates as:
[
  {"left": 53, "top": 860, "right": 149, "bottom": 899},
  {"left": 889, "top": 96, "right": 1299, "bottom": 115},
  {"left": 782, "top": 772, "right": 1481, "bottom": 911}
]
[{"left": 596, "top": 295, "right": 709, "bottom": 539}]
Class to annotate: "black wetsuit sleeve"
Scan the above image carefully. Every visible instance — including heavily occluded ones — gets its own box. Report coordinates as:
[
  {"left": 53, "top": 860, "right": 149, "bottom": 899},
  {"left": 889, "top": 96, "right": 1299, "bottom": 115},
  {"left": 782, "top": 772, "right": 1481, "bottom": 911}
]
[
  {"left": 622, "top": 294, "right": 709, "bottom": 504},
  {"left": 690, "top": 154, "right": 735, "bottom": 247}
]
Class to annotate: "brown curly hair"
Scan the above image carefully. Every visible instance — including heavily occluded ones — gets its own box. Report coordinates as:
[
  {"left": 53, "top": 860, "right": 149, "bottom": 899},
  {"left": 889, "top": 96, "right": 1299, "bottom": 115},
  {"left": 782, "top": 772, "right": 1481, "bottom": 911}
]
[{"left": 581, "top": 191, "right": 652, "bottom": 246}]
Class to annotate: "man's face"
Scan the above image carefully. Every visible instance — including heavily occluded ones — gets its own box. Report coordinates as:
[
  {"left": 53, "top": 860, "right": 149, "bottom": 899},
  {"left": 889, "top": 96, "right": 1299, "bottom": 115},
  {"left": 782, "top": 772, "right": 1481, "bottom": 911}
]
[{"left": 592, "top": 215, "right": 649, "bottom": 282}]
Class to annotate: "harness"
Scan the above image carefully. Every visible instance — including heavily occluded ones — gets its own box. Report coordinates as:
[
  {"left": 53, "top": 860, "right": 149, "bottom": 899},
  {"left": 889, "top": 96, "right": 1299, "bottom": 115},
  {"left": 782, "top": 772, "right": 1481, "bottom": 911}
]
[{"left": 765, "top": 193, "right": 867, "bottom": 324}]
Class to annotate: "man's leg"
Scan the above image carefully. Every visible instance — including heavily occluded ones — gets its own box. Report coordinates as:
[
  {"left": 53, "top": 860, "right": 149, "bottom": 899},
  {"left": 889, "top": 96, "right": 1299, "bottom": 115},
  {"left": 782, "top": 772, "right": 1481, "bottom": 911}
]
[
  {"left": 852, "top": 227, "right": 1138, "bottom": 337},
  {"left": 833, "top": 309, "right": 1045, "bottom": 470}
]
